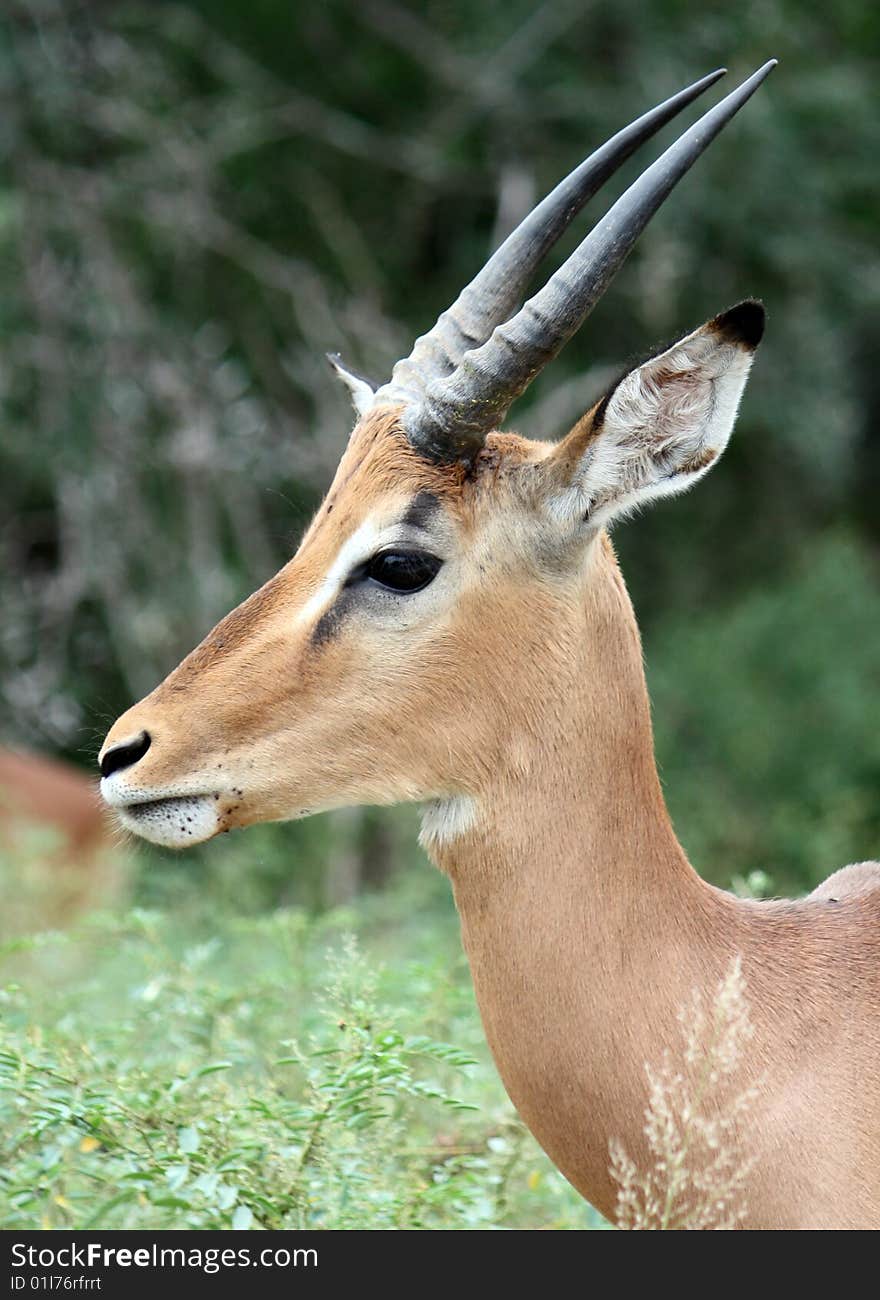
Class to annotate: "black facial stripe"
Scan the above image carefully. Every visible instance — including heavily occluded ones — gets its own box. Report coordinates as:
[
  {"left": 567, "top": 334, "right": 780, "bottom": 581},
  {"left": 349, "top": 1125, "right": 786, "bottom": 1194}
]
[
  {"left": 311, "top": 587, "right": 358, "bottom": 649},
  {"left": 401, "top": 491, "right": 441, "bottom": 533},
  {"left": 309, "top": 498, "right": 442, "bottom": 650}
]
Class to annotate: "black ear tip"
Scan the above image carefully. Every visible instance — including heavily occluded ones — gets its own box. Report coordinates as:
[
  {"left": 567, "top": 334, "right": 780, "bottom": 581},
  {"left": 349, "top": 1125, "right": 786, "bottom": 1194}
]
[{"left": 713, "top": 299, "right": 766, "bottom": 349}]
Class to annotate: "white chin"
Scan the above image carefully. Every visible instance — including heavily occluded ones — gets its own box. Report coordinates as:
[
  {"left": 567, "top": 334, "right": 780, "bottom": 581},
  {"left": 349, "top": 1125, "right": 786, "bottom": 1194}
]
[{"left": 115, "top": 795, "right": 220, "bottom": 848}]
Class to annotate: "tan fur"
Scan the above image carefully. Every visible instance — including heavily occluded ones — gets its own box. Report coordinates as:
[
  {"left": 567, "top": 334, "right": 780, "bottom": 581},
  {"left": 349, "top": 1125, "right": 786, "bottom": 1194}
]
[
  {"left": 100, "top": 390, "right": 880, "bottom": 1228},
  {"left": 0, "top": 748, "right": 122, "bottom": 920}
]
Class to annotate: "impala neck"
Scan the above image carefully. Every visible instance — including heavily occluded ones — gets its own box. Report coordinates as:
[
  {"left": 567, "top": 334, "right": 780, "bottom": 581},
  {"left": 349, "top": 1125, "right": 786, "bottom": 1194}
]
[{"left": 425, "top": 535, "right": 731, "bottom": 1218}]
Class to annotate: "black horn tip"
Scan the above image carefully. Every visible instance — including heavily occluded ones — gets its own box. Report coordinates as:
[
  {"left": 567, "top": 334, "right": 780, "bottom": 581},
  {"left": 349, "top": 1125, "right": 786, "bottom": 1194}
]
[{"left": 712, "top": 299, "right": 766, "bottom": 349}]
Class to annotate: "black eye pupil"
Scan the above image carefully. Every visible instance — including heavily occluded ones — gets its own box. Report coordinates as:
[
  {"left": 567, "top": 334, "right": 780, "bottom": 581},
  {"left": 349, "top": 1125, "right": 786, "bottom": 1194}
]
[{"left": 365, "top": 550, "right": 441, "bottom": 593}]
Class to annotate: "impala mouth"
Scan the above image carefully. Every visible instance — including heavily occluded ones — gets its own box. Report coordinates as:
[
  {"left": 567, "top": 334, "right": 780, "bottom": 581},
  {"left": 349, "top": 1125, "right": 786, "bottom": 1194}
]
[{"left": 107, "top": 790, "right": 222, "bottom": 849}]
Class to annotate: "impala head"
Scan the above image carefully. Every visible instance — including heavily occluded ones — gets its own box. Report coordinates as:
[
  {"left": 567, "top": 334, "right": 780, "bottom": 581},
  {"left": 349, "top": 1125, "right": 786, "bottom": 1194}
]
[{"left": 100, "top": 64, "right": 772, "bottom": 849}]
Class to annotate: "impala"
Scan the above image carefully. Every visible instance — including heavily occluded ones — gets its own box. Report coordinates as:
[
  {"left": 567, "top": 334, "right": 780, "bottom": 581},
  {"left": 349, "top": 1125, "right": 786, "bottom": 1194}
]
[
  {"left": 0, "top": 747, "right": 121, "bottom": 920},
  {"left": 99, "top": 63, "right": 880, "bottom": 1229}
]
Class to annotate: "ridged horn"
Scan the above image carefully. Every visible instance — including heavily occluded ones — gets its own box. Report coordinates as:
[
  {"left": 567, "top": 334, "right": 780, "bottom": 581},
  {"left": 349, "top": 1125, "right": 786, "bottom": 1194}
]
[
  {"left": 373, "top": 68, "right": 727, "bottom": 410},
  {"left": 402, "top": 60, "right": 776, "bottom": 465}
]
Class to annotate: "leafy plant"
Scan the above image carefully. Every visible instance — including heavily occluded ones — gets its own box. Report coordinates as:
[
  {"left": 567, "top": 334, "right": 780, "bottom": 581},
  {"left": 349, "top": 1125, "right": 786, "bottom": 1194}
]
[{"left": 0, "top": 890, "right": 600, "bottom": 1229}]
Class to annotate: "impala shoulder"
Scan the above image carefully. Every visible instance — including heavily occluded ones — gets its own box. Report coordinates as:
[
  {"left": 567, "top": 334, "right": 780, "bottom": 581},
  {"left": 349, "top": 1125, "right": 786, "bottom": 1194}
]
[{"left": 808, "top": 862, "right": 880, "bottom": 904}]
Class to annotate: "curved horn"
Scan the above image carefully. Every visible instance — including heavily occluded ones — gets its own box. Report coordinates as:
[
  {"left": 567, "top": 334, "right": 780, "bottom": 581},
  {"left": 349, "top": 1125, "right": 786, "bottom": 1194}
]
[
  {"left": 374, "top": 68, "right": 726, "bottom": 409},
  {"left": 405, "top": 60, "right": 777, "bottom": 465}
]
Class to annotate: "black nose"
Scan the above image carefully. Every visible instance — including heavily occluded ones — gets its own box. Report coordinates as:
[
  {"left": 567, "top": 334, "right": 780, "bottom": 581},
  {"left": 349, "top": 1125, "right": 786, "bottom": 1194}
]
[{"left": 100, "top": 730, "right": 152, "bottom": 779}]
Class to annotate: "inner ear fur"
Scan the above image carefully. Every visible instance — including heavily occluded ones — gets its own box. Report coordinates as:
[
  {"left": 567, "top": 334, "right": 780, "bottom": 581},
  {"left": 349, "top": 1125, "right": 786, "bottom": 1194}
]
[{"left": 537, "top": 299, "right": 764, "bottom": 513}]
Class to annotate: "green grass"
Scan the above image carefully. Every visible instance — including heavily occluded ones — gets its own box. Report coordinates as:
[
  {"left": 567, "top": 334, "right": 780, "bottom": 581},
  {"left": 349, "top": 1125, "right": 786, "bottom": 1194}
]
[{"left": 0, "top": 866, "right": 605, "bottom": 1231}]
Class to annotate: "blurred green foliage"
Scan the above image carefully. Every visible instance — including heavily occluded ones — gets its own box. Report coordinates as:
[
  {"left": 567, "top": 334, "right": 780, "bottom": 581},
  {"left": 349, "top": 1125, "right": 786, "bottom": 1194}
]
[
  {"left": 0, "top": 0, "right": 878, "bottom": 901},
  {"left": 0, "top": 879, "right": 605, "bottom": 1229},
  {"left": 651, "top": 534, "right": 880, "bottom": 892}
]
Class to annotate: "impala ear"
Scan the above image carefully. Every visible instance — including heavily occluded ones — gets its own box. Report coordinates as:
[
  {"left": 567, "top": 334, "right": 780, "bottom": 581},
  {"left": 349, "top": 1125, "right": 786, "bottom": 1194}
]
[
  {"left": 327, "top": 352, "right": 377, "bottom": 418},
  {"left": 538, "top": 300, "right": 764, "bottom": 530}
]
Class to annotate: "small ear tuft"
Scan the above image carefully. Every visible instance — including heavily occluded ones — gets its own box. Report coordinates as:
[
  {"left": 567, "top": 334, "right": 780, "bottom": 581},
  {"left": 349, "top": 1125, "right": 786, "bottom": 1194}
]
[
  {"left": 327, "top": 352, "right": 378, "bottom": 418},
  {"left": 710, "top": 299, "right": 765, "bottom": 350}
]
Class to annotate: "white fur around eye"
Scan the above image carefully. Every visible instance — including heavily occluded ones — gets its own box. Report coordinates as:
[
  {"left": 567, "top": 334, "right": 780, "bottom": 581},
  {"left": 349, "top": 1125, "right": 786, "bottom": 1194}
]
[
  {"left": 297, "top": 512, "right": 450, "bottom": 631},
  {"left": 297, "top": 517, "right": 385, "bottom": 626}
]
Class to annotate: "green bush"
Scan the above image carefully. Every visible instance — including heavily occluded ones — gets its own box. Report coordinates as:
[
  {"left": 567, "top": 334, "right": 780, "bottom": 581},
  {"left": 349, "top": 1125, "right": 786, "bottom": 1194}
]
[
  {"left": 0, "top": 880, "right": 604, "bottom": 1230},
  {"left": 649, "top": 533, "right": 880, "bottom": 892}
]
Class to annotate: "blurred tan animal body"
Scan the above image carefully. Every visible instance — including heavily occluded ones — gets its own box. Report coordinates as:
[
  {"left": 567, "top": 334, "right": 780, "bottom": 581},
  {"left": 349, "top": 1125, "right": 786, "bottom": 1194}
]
[
  {"left": 98, "top": 65, "right": 880, "bottom": 1228},
  {"left": 0, "top": 747, "right": 120, "bottom": 920}
]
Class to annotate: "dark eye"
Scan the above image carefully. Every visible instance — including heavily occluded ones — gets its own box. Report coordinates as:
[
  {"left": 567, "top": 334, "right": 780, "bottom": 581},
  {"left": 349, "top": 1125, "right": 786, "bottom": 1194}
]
[{"left": 364, "top": 549, "right": 442, "bottom": 593}]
